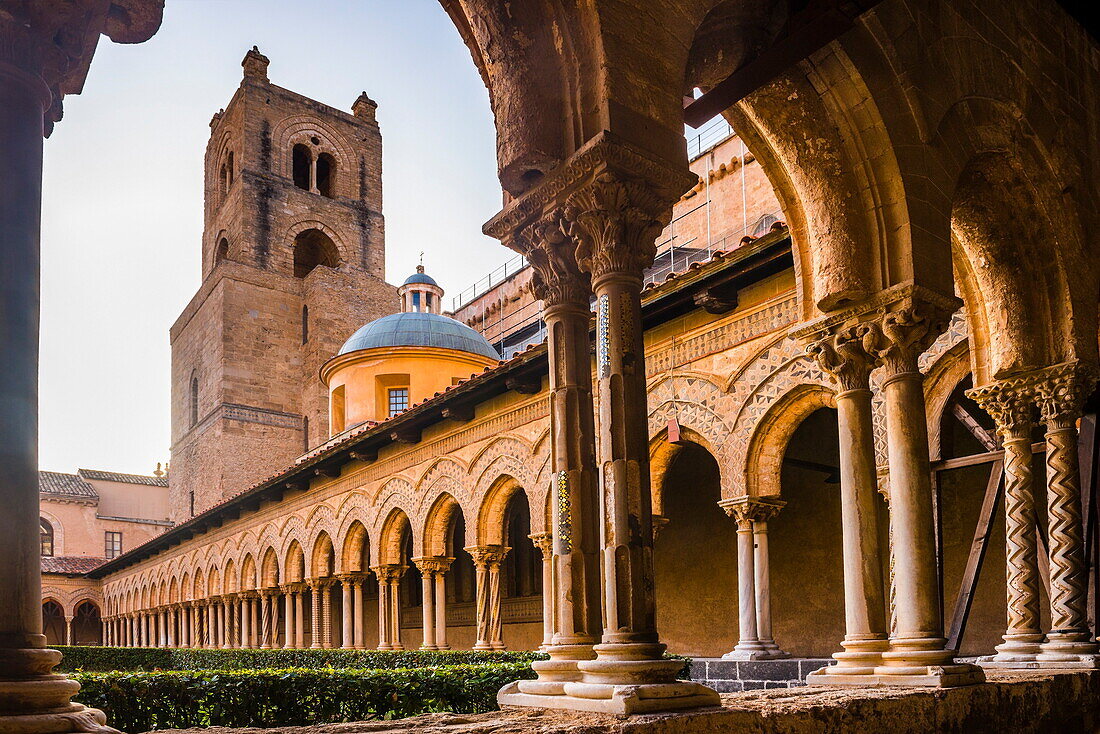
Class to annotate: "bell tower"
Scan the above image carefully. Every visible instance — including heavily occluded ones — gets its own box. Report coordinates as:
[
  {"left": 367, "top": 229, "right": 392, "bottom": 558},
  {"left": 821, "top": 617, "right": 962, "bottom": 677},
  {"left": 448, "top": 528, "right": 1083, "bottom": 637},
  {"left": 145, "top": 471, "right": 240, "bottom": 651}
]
[{"left": 168, "top": 48, "right": 398, "bottom": 521}]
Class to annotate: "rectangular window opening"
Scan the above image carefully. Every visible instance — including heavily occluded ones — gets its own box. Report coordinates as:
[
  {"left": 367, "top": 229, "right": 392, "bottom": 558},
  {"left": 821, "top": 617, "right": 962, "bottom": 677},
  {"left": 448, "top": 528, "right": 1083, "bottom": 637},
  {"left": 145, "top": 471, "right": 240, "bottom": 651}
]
[
  {"left": 105, "top": 531, "right": 123, "bottom": 559},
  {"left": 387, "top": 387, "right": 409, "bottom": 417}
]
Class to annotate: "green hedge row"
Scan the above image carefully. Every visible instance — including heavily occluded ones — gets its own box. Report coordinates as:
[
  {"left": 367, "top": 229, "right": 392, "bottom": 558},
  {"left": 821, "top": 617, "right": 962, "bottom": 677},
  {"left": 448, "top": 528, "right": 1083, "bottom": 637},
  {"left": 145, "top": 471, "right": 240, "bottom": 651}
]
[
  {"left": 54, "top": 645, "right": 545, "bottom": 672},
  {"left": 74, "top": 663, "right": 537, "bottom": 730}
]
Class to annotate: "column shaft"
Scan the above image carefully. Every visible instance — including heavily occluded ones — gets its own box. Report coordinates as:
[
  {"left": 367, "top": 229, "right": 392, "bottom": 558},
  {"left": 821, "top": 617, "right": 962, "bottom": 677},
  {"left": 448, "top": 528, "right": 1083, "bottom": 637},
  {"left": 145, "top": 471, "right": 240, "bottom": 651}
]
[
  {"left": 352, "top": 582, "right": 364, "bottom": 649},
  {"left": 341, "top": 581, "right": 353, "bottom": 649},
  {"left": 433, "top": 573, "right": 448, "bottom": 650},
  {"left": 420, "top": 573, "right": 436, "bottom": 650}
]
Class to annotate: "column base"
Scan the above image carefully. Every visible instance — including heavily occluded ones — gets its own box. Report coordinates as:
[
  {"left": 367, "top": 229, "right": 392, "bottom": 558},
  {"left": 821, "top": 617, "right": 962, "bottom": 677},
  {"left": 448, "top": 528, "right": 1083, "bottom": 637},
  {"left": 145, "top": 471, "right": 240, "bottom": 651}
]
[
  {"left": 518, "top": 643, "right": 595, "bottom": 696},
  {"left": 498, "top": 680, "right": 720, "bottom": 715},
  {"left": 0, "top": 704, "right": 119, "bottom": 734},
  {"left": 806, "top": 637, "right": 889, "bottom": 679},
  {"left": 419, "top": 644, "right": 439, "bottom": 651},
  {"left": 1037, "top": 631, "right": 1099, "bottom": 663},
  {"left": 722, "top": 640, "right": 783, "bottom": 660},
  {"left": 870, "top": 637, "right": 985, "bottom": 686}
]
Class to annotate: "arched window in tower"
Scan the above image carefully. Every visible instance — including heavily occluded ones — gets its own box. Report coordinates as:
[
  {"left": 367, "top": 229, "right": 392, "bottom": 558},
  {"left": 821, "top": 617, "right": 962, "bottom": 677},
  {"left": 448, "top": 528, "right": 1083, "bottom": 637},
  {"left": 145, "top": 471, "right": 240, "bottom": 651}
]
[
  {"left": 330, "top": 384, "right": 346, "bottom": 435},
  {"left": 301, "top": 305, "right": 309, "bottom": 344},
  {"left": 292, "top": 143, "right": 311, "bottom": 191},
  {"left": 226, "top": 151, "right": 234, "bottom": 187},
  {"left": 316, "top": 153, "right": 336, "bottom": 198},
  {"left": 40, "top": 518, "right": 54, "bottom": 557},
  {"left": 189, "top": 372, "right": 199, "bottom": 427},
  {"left": 293, "top": 228, "right": 340, "bottom": 278},
  {"left": 215, "top": 237, "right": 230, "bottom": 264}
]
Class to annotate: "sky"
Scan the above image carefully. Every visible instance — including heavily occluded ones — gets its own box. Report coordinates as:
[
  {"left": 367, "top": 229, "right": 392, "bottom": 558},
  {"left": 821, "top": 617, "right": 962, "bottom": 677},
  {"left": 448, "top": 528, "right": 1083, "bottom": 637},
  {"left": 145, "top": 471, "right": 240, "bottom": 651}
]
[{"left": 38, "top": 1, "right": 508, "bottom": 476}]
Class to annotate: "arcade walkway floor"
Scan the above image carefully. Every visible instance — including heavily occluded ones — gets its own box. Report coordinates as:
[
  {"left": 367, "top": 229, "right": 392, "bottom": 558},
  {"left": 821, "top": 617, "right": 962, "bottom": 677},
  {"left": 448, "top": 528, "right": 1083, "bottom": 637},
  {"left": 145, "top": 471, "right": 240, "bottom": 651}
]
[{"left": 154, "top": 670, "right": 1098, "bottom": 734}]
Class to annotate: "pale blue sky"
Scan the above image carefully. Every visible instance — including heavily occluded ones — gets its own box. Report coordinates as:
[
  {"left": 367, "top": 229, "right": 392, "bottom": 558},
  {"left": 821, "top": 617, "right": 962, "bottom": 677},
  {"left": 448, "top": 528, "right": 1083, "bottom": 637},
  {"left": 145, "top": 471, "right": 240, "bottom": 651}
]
[{"left": 39, "top": 1, "right": 506, "bottom": 475}]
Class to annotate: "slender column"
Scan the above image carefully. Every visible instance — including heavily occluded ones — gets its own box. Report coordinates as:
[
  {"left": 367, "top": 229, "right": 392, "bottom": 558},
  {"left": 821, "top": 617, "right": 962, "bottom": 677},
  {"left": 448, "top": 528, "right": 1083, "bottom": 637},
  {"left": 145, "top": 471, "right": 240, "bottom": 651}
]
[
  {"left": 258, "top": 592, "right": 271, "bottom": 649},
  {"left": 239, "top": 596, "right": 250, "bottom": 649},
  {"left": 468, "top": 546, "right": 509, "bottom": 650},
  {"left": 221, "top": 599, "right": 232, "bottom": 648},
  {"left": 433, "top": 564, "right": 450, "bottom": 651},
  {"left": 871, "top": 299, "right": 983, "bottom": 684},
  {"left": 388, "top": 572, "right": 404, "bottom": 651},
  {"left": 530, "top": 534, "right": 555, "bottom": 650},
  {"left": 352, "top": 578, "right": 365, "bottom": 649},
  {"left": 969, "top": 382, "right": 1043, "bottom": 664},
  {"left": 801, "top": 326, "right": 889, "bottom": 679},
  {"left": 294, "top": 590, "right": 305, "bottom": 648},
  {"left": 340, "top": 578, "right": 354, "bottom": 649},
  {"left": 64, "top": 617, "right": 73, "bottom": 646},
  {"left": 372, "top": 567, "right": 393, "bottom": 650},
  {"left": 1036, "top": 363, "right": 1100, "bottom": 663},
  {"left": 250, "top": 597, "right": 259, "bottom": 648},
  {"left": 166, "top": 607, "right": 175, "bottom": 648},
  {"left": 721, "top": 502, "right": 767, "bottom": 659},
  {"left": 282, "top": 587, "right": 295, "bottom": 649},
  {"left": 753, "top": 514, "right": 788, "bottom": 658},
  {"left": 321, "top": 581, "right": 334, "bottom": 649},
  {"left": 308, "top": 581, "right": 323, "bottom": 648}
]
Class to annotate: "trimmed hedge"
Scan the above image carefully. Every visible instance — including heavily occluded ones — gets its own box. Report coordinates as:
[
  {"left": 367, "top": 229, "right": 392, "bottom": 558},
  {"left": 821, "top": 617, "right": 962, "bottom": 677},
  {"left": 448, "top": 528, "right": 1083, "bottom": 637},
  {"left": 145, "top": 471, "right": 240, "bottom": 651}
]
[
  {"left": 73, "top": 663, "right": 537, "bottom": 730},
  {"left": 54, "top": 645, "right": 544, "bottom": 672}
]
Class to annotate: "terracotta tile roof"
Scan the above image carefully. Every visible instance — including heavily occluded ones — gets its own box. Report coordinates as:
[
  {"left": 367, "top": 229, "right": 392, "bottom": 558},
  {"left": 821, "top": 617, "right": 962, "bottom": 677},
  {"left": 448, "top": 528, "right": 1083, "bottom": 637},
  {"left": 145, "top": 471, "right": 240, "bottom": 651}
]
[
  {"left": 41, "top": 555, "right": 106, "bottom": 574},
  {"left": 39, "top": 471, "right": 98, "bottom": 498},
  {"left": 78, "top": 469, "right": 169, "bottom": 487}
]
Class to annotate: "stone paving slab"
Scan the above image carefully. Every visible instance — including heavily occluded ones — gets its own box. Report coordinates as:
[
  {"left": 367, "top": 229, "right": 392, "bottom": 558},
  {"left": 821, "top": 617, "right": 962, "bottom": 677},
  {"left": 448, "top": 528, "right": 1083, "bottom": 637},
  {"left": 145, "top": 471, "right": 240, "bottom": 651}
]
[{"left": 149, "top": 671, "right": 1099, "bottom": 734}]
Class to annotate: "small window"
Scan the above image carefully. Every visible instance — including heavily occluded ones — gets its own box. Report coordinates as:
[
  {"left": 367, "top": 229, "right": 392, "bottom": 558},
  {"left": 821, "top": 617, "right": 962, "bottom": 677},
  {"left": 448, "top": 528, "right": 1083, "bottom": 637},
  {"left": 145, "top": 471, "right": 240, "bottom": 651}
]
[
  {"left": 215, "top": 237, "right": 230, "bottom": 264},
  {"left": 40, "top": 518, "right": 54, "bottom": 557},
  {"left": 292, "top": 144, "right": 311, "bottom": 190},
  {"left": 411, "top": 292, "right": 421, "bottom": 312},
  {"left": 189, "top": 373, "right": 199, "bottom": 427},
  {"left": 425, "top": 292, "right": 433, "bottom": 312},
  {"left": 316, "top": 153, "right": 336, "bottom": 198},
  {"left": 105, "top": 531, "right": 123, "bottom": 559},
  {"left": 387, "top": 387, "right": 409, "bottom": 417},
  {"left": 331, "top": 385, "right": 346, "bottom": 434},
  {"left": 301, "top": 305, "right": 309, "bottom": 344}
]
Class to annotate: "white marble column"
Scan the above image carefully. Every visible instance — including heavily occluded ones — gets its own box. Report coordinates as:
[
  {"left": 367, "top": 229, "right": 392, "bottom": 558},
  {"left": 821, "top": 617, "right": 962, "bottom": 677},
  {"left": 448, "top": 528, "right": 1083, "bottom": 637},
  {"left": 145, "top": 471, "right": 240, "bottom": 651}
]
[
  {"left": 351, "top": 578, "right": 365, "bottom": 649},
  {"left": 294, "top": 590, "right": 305, "bottom": 648},
  {"left": 530, "top": 533, "right": 555, "bottom": 650},
  {"left": 340, "top": 578, "right": 354, "bottom": 649},
  {"left": 721, "top": 501, "right": 768, "bottom": 659}
]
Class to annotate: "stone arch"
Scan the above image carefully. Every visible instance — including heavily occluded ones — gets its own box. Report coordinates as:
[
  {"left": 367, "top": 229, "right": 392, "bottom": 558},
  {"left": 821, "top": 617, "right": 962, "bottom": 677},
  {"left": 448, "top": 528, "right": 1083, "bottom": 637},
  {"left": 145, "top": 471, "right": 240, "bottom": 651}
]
[
  {"left": 744, "top": 383, "right": 836, "bottom": 499},
  {"left": 275, "top": 516, "right": 306, "bottom": 561},
  {"left": 260, "top": 546, "right": 281, "bottom": 588},
  {"left": 206, "top": 565, "right": 221, "bottom": 597},
  {"left": 648, "top": 423, "right": 716, "bottom": 517},
  {"left": 223, "top": 557, "right": 238, "bottom": 594},
  {"left": 647, "top": 372, "right": 733, "bottom": 491},
  {"left": 726, "top": 337, "right": 831, "bottom": 497},
  {"left": 415, "top": 457, "right": 472, "bottom": 515},
  {"left": 923, "top": 339, "right": 974, "bottom": 462},
  {"left": 476, "top": 475, "right": 530, "bottom": 547},
  {"left": 271, "top": 115, "right": 357, "bottom": 195},
  {"left": 180, "top": 571, "right": 192, "bottom": 602},
  {"left": 421, "top": 492, "right": 463, "bottom": 558},
  {"left": 239, "top": 554, "right": 257, "bottom": 591},
  {"left": 377, "top": 508, "right": 412, "bottom": 566},
  {"left": 281, "top": 220, "right": 347, "bottom": 277},
  {"left": 339, "top": 521, "right": 370, "bottom": 574},
  {"left": 333, "top": 492, "right": 372, "bottom": 551},
  {"left": 39, "top": 508, "right": 63, "bottom": 556},
  {"left": 304, "top": 503, "right": 338, "bottom": 558},
  {"left": 285, "top": 540, "right": 306, "bottom": 583},
  {"left": 310, "top": 531, "right": 336, "bottom": 579}
]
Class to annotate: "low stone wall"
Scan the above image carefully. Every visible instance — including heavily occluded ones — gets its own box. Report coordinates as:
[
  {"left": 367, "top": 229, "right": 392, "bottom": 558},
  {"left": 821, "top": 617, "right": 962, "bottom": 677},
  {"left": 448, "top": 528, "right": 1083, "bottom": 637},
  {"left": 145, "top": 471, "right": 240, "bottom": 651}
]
[
  {"left": 688, "top": 658, "right": 831, "bottom": 692},
  {"left": 151, "top": 671, "right": 1100, "bottom": 734}
]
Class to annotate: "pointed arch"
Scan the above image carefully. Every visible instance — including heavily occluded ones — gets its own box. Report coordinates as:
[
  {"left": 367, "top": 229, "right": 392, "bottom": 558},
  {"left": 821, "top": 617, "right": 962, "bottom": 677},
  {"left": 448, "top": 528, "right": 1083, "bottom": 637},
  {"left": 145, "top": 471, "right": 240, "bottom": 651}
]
[
  {"left": 339, "top": 521, "right": 370, "bottom": 574},
  {"left": 422, "top": 493, "right": 463, "bottom": 558},
  {"left": 744, "top": 383, "right": 837, "bottom": 499}
]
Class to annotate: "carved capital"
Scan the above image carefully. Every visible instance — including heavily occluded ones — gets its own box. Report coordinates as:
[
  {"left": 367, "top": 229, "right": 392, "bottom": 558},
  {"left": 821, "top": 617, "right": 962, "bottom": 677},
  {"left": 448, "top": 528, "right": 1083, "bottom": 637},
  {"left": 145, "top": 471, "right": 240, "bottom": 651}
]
[
  {"left": 720, "top": 496, "right": 786, "bottom": 525},
  {"left": 966, "top": 380, "right": 1036, "bottom": 441},
  {"left": 527, "top": 532, "right": 553, "bottom": 557},
  {"left": 805, "top": 323, "right": 878, "bottom": 392},
  {"left": 510, "top": 211, "right": 592, "bottom": 308},
  {"left": 370, "top": 564, "right": 404, "bottom": 584},
  {"left": 868, "top": 304, "right": 952, "bottom": 377},
  {"left": 1034, "top": 361, "right": 1099, "bottom": 430},
  {"left": 413, "top": 556, "right": 454, "bottom": 576},
  {"left": 565, "top": 173, "right": 672, "bottom": 282},
  {"left": 465, "top": 545, "right": 510, "bottom": 569}
]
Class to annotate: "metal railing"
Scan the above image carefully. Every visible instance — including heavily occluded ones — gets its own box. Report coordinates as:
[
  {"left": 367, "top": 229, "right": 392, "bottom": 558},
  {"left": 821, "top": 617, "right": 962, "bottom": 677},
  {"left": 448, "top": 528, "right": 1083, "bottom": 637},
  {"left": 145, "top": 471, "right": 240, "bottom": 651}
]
[
  {"left": 686, "top": 117, "right": 735, "bottom": 161},
  {"left": 451, "top": 253, "right": 529, "bottom": 311}
]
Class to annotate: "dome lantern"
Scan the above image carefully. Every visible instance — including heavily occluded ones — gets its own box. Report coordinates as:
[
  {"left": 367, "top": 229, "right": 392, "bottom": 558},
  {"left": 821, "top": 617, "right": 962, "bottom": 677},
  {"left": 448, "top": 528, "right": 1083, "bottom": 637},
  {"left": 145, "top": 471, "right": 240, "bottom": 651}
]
[{"left": 398, "top": 262, "right": 443, "bottom": 314}]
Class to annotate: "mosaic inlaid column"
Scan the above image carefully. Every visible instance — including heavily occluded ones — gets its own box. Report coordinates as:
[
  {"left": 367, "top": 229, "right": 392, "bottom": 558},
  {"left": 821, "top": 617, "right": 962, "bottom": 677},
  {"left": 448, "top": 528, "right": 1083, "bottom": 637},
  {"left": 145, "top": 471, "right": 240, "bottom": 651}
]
[
  {"left": 1036, "top": 362, "right": 1099, "bottom": 664},
  {"left": 969, "top": 381, "right": 1043, "bottom": 665},
  {"left": 490, "top": 209, "right": 602, "bottom": 696},
  {"left": 320, "top": 581, "right": 334, "bottom": 649},
  {"left": 468, "top": 546, "right": 509, "bottom": 650},
  {"left": 801, "top": 324, "right": 889, "bottom": 681},
  {"left": 870, "top": 296, "right": 983, "bottom": 685},
  {"left": 372, "top": 566, "right": 397, "bottom": 650}
]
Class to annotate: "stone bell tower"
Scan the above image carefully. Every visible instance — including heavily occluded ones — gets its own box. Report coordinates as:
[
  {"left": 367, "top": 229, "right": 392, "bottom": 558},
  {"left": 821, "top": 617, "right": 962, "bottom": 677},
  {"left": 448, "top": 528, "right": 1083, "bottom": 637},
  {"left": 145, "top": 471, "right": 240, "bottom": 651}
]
[{"left": 168, "top": 48, "right": 398, "bottom": 521}]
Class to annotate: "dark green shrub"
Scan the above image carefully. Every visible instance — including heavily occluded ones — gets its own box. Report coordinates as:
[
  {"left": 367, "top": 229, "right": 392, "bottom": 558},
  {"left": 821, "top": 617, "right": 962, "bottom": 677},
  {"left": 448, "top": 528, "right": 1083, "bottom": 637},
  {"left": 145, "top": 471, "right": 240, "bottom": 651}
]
[
  {"left": 74, "top": 663, "right": 538, "bottom": 730},
  {"left": 54, "top": 645, "right": 544, "bottom": 672}
]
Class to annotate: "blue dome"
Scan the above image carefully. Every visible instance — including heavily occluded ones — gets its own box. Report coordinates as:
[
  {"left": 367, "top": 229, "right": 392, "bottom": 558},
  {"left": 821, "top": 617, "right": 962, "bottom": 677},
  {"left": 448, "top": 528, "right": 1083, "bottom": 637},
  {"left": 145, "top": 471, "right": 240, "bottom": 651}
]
[
  {"left": 403, "top": 271, "right": 439, "bottom": 287},
  {"left": 339, "top": 312, "right": 500, "bottom": 360}
]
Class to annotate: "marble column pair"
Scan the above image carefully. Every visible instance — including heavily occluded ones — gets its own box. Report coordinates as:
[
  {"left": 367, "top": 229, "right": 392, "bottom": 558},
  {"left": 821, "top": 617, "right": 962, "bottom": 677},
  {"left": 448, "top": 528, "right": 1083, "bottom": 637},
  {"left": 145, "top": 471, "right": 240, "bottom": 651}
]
[
  {"left": 493, "top": 134, "right": 719, "bottom": 713},
  {"left": 467, "top": 547, "right": 509, "bottom": 650},
  {"left": 970, "top": 362, "right": 1099, "bottom": 668},
  {"left": 413, "top": 558, "right": 452, "bottom": 651},
  {"left": 372, "top": 565, "right": 405, "bottom": 650},
  {"left": 719, "top": 497, "right": 789, "bottom": 660},
  {"left": 334, "top": 576, "right": 367, "bottom": 649},
  {"left": 798, "top": 289, "right": 984, "bottom": 686}
]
